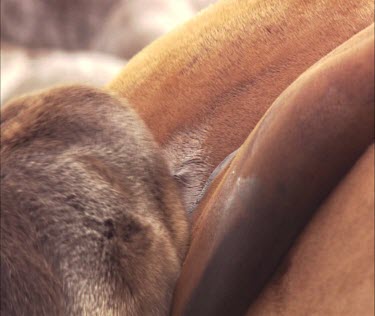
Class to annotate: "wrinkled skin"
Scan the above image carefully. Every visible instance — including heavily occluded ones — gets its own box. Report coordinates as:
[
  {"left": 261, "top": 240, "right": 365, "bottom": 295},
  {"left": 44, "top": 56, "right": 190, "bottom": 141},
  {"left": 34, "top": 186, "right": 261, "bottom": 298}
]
[
  {"left": 109, "top": 0, "right": 374, "bottom": 212},
  {"left": 172, "top": 25, "right": 374, "bottom": 316},
  {"left": 109, "top": 0, "right": 374, "bottom": 314}
]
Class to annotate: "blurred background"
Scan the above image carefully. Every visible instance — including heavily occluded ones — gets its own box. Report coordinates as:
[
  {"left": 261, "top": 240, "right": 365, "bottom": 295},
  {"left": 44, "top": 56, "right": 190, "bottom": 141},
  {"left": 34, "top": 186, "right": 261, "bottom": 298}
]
[{"left": 1, "top": 0, "right": 217, "bottom": 104}]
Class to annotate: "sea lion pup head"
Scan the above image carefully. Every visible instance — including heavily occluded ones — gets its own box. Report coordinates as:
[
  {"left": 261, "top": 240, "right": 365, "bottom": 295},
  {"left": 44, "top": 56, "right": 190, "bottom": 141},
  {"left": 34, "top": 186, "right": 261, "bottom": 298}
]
[{"left": 1, "top": 85, "right": 190, "bottom": 316}]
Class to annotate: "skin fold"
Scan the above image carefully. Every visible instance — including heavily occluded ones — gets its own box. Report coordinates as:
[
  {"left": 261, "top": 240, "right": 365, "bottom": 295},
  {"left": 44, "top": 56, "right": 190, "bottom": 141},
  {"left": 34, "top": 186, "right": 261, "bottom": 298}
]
[
  {"left": 245, "top": 144, "right": 374, "bottom": 316},
  {"left": 171, "top": 25, "right": 374, "bottom": 316},
  {"left": 109, "top": 0, "right": 374, "bottom": 212},
  {"left": 1, "top": 1, "right": 373, "bottom": 315}
]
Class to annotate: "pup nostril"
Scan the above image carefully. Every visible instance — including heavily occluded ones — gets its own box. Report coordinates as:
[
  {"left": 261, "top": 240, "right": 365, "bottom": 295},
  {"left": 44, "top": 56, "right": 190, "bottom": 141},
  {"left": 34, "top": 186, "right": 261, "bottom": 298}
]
[
  {"left": 122, "top": 222, "right": 141, "bottom": 241},
  {"left": 103, "top": 219, "right": 115, "bottom": 239}
]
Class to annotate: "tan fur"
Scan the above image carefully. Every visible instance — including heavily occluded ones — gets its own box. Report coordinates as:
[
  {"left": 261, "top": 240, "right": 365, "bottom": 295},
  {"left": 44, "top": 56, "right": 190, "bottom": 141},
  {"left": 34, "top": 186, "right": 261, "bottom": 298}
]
[
  {"left": 1, "top": 1, "right": 373, "bottom": 315},
  {"left": 172, "top": 24, "right": 374, "bottom": 315},
  {"left": 1, "top": 86, "right": 189, "bottom": 315},
  {"left": 109, "top": 0, "right": 374, "bottom": 211},
  {"left": 246, "top": 144, "right": 374, "bottom": 316}
]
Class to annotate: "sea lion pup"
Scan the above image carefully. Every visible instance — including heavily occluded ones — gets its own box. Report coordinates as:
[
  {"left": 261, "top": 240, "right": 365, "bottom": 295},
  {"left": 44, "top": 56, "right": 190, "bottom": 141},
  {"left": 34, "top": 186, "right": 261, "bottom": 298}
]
[{"left": 0, "top": 85, "right": 190, "bottom": 316}]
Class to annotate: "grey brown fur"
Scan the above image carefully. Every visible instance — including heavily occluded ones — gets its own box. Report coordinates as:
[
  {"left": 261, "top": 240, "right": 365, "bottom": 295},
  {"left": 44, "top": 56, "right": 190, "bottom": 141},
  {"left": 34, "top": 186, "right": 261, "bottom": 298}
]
[{"left": 1, "top": 85, "right": 190, "bottom": 315}]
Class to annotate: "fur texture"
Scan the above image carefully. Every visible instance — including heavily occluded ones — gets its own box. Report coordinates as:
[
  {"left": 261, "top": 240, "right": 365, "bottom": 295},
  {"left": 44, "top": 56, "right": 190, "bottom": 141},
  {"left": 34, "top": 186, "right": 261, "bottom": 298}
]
[
  {"left": 109, "top": 0, "right": 374, "bottom": 212},
  {"left": 1, "top": 85, "right": 189, "bottom": 315}
]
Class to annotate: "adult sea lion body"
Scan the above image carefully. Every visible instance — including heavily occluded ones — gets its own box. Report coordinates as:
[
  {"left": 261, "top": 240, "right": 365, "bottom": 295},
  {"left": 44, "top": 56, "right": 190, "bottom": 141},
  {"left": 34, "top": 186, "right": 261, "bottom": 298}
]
[
  {"left": 109, "top": 0, "right": 374, "bottom": 212},
  {"left": 0, "top": 86, "right": 189, "bottom": 315}
]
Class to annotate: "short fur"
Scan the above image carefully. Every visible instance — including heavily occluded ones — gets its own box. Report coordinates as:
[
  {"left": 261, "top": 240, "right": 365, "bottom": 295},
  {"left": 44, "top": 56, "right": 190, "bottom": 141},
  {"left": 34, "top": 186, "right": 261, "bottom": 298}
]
[
  {"left": 1, "top": 85, "right": 189, "bottom": 315},
  {"left": 109, "top": 0, "right": 374, "bottom": 212}
]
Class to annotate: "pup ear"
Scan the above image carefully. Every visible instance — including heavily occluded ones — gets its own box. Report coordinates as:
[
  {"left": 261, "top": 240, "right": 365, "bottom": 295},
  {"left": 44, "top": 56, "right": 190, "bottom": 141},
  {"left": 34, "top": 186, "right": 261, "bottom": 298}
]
[{"left": 172, "top": 24, "right": 374, "bottom": 316}]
